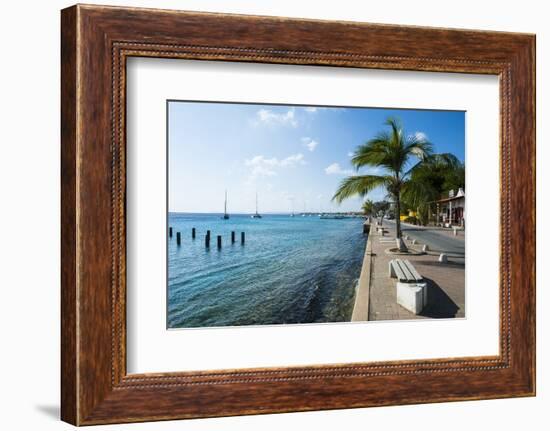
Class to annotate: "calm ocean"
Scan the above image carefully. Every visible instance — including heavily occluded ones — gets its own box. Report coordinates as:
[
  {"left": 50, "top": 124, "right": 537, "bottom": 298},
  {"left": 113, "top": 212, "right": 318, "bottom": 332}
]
[{"left": 168, "top": 213, "right": 367, "bottom": 328}]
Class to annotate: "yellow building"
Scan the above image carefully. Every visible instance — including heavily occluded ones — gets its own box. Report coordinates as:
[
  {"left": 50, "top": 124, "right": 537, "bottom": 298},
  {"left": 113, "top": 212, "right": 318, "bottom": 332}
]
[{"left": 400, "top": 210, "right": 417, "bottom": 221}]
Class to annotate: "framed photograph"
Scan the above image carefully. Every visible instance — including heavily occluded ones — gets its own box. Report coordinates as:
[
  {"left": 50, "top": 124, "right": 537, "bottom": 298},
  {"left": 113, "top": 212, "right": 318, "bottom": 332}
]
[{"left": 61, "top": 4, "right": 535, "bottom": 425}]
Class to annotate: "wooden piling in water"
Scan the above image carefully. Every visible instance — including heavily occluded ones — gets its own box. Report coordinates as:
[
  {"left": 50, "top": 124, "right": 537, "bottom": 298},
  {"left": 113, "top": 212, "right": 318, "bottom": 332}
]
[
  {"left": 192, "top": 227, "right": 196, "bottom": 239},
  {"left": 205, "top": 233, "right": 210, "bottom": 248},
  {"left": 231, "top": 231, "right": 235, "bottom": 243},
  {"left": 217, "top": 235, "right": 222, "bottom": 249},
  {"left": 169, "top": 227, "right": 173, "bottom": 237},
  {"left": 176, "top": 232, "right": 181, "bottom": 246},
  {"left": 241, "top": 232, "right": 245, "bottom": 245}
]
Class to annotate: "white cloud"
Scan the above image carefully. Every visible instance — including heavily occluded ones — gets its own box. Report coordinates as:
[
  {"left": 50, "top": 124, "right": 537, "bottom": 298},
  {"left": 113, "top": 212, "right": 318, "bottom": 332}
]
[
  {"left": 325, "top": 163, "right": 354, "bottom": 175},
  {"left": 245, "top": 153, "right": 306, "bottom": 180},
  {"left": 413, "top": 131, "right": 428, "bottom": 141},
  {"left": 347, "top": 151, "right": 354, "bottom": 157},
  {"left": 249, "top": 164, "right": 277, "bottom": 178},
  {"left": 304, "top": 107, "right": 318, "bottom": 113},
  {"left": 280, "top": 153, "right": 306, "bottom": 166},
  {"left": 255, "top": 108, "right": 298, "bottom": 127},
  {"left": 301, "top": 137, "right": 319, "bottom": 152},
  {"left": 307, "top": 141, "right": 319, "bottom": 152}
]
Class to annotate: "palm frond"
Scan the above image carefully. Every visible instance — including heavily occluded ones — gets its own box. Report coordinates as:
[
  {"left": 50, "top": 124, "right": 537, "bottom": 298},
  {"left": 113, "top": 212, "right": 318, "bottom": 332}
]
[
  {"left": 431, "top": 153, "right": 461, "bottom": 169},
  {"left": 402, "top": 178, "right": 439, "bottom": 208},
  {"left": 404, "top": 135, "right": 433, "bottom": 161},
  {"left": 351, "top": 133, "right": 392, "bottom": 169},
  {"left": 403, "top": 160, "right": 424, "bottom": 177},
  {"left": 332, "top": 175, "right": 389, "bottom": 204},
  {"left": 385, "top": 117, "right": 403, "bottom": 143}
]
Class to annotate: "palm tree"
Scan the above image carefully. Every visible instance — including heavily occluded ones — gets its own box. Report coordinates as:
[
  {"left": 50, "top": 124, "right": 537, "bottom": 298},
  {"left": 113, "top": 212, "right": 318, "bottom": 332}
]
[
  {"left": 402, "top": 153, "right": 464, "bottom": 225},
  {"left": 332, "top": 117, "right": 432, "bottom": 241},
  {"left": 361, "top": 199, "right": 374, "bottom": 215}
]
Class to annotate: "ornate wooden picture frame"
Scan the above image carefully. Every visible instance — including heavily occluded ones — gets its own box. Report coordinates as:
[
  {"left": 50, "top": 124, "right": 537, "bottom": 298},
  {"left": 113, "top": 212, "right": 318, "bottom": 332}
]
[{"left": 61, "top": 4, "right": 535, "bottom": 425}]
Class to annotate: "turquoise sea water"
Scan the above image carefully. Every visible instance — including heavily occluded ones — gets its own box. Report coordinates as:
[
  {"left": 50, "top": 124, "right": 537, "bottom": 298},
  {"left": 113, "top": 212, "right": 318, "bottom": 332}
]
[{"left": 168, "top": 213, "right": 367, "bottom": 328}]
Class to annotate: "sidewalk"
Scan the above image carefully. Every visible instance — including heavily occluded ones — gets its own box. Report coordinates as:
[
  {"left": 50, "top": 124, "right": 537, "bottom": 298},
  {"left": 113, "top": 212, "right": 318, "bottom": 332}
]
[{"left": 368, "top": 222, "right": 465, "bottom": 321}]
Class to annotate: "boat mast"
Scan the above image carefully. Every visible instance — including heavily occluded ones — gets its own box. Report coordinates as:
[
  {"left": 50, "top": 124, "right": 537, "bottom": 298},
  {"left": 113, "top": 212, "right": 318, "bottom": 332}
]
[
  {"left": 251, "top": 191, "right": 262, "bottom": 218},
  {"left": 222, "top": 189, "right": 230, "bottom": 219}
]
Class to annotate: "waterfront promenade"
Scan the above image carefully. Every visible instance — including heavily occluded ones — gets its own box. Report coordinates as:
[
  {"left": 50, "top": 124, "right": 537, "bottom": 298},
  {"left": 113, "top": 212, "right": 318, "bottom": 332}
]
[{"left": 355, "top": 220, "right": 465, "bottom": 321}]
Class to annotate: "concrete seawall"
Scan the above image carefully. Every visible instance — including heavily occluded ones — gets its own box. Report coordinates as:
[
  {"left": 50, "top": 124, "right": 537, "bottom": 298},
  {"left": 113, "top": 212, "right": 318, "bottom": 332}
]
[{"left": 351, "top": 223, "right": 373, "bottom": 322}]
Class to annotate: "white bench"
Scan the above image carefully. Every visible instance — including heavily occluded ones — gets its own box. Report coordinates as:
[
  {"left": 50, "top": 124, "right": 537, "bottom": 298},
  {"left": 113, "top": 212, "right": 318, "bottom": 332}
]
[{"left": 389, "top": 259, "right": 428, "bottom": 314}]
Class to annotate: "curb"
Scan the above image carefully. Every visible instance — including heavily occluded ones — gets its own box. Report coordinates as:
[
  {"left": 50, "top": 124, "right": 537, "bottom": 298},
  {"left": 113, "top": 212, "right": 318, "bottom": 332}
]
[{"left": 351, "top": 223, "right": 374, "bottom": 322}]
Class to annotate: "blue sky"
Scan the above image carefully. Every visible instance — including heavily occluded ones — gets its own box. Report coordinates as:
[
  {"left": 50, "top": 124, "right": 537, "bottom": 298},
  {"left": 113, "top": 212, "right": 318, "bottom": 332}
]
[{"left": 168, "top": 101, "right": 464, "bottom": 213}]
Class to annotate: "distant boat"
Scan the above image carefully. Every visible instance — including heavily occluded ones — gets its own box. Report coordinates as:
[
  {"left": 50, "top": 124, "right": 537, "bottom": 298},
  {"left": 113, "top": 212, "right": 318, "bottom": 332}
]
[
  {"left": 250, "top": 192, "right": 262, "bottom": 219},
  {"left": 222, "top": 190, "right": 230, "bottom": 219}
]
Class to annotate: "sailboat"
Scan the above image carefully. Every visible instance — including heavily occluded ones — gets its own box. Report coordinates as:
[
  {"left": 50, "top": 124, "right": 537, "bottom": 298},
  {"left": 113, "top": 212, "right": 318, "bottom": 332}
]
[
  {"left": 250, "top": 192, "right": 262, "bottom": 219},
  {"left": 222, "top": 190, "right": 230, "bottom": 219}
]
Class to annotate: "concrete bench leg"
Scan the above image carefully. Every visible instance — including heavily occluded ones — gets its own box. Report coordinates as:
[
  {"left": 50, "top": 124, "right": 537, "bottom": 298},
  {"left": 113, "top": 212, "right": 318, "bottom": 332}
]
[{"left": 396, "top": 282, "right": 428, "bottom": 314}]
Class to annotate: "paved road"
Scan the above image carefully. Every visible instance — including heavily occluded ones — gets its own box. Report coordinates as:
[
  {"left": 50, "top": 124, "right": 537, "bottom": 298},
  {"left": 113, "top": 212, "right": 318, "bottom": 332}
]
[{"left": 385, "top": 220, "right": 465, "bottom": 261}]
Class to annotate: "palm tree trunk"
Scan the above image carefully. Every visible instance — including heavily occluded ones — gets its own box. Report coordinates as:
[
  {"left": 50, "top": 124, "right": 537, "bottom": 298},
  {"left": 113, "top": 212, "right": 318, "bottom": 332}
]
[{"left": 395, "top": 194, "right": 402, "bottom": 239}]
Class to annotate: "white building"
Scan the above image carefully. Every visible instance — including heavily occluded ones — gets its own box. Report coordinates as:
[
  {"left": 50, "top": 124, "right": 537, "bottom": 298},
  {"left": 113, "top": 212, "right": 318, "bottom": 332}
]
[{"left": 433, "top": 187, "right": 465, "bottom": 227}]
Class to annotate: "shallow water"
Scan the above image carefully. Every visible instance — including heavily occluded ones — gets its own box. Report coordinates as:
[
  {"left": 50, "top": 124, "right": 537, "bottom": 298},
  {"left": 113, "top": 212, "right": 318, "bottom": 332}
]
[{"left": 168, "top": 213, "right": 367, "bottom": 328}]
